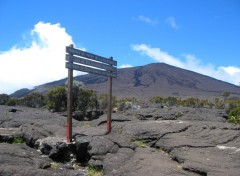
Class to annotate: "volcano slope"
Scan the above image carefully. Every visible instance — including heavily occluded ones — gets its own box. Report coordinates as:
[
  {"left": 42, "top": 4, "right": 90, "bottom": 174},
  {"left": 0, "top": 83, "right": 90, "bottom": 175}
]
[{"left": 0, "top": 105, "right": 240, "bottom": 176}]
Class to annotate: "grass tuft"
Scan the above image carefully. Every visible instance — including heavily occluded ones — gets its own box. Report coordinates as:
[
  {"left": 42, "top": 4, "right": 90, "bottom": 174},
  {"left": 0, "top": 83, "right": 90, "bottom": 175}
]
[
  {"left": 87, "top": 165, "right": 103, "bottom": 176},
  {"left": 12, "top": 137, "right": 25, "bottom": 144},
  {"left": 134, "top": 140, "right": 148, "bottom": 148},
  {"left": 158, "top": 147, "right": 170, "bottom": 156},
  {"left": 82, "top": 121, "right": 91, "bottom": 128},
  {"left": 50, "top": 162, "right": 60, "bottom": 169},
  {"left": 177, "top": 163, "right": 184, "bottom": 169}
]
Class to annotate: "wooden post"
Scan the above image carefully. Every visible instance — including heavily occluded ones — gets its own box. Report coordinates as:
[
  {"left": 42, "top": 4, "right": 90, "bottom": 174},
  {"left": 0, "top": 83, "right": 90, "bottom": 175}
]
[
  {"left": 106, "top": 57, "right": 113, "bottom": 134},
  {"left": 66, "top": 44, "right": 73, "bottom": 143}
]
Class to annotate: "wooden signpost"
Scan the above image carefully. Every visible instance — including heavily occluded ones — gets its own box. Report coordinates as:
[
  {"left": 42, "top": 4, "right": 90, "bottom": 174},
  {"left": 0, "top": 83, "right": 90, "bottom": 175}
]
[{"left": 65, "top": 44, "right": 117, "bottom": 143}]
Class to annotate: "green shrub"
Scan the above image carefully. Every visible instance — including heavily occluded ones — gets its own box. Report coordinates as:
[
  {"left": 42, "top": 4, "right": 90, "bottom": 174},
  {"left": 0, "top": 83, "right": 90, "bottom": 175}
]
[
  {"left": 6, "top": 98, "right": 17, "bottom": 106},
  {"left": 199, "top": 99, "right": 209, "bottom": 107},
  {"left": 222, "top": 91, "right": 230, "bottom": 100},
  {"left": 47, "top": 86, "right": 67, "bottom": 112},
  {"left": 0, "top": 94, "right": 10, "bottom": 105},
  {"left": 149, "top": 96, "right": 164, "bottom": 104},
  {"left": 183, "top": 98, "right": 200, "bottom": 108},
  {"left": 70, "top": 80, "right": 85, "bottom": 111},
  {"left": 224, "top": 99, "right": 240, "bottom": 114},
  {"left": 214, "top": 98, "right": 224, "bottom": 109},
  {"left": 77, "top": 89, "right": 99, "bottom": 113},
  {"left": 21, "top": 92, "right": 45, "bottom": 108},
  {"left": 65, "top": 80, "right": 99, "bottom": 113},
  {"left": 98, "top": 93, "right": 117, "bottom": 111},
  {"left": 118, "top": 101, "right": 132, "bottom": 111},
  {"left": 165, "top": 97, "right": 178, "bottom": 106},
  {"left": 228, "top": 107, "right": 240, "bottom": 124},
  {"left": 98, "top": 93, "right": 107, "bottom": 110}
]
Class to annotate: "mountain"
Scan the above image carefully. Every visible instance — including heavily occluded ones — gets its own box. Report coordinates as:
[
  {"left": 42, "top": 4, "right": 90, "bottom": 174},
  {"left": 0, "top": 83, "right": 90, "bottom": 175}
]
[
  {"left": 11, "top": 63, "right": 240, "bottom": 99},
  {"left": 10, "top": 88, "right": 32, "bottom": 98}
]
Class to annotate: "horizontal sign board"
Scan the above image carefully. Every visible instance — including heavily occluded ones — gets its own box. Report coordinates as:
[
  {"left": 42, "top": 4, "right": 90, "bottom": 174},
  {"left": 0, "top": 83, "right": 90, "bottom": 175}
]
[
  {"left": 66, "top": 46, "right": 117, "bottom": 66},
  {"left": 66, "top": 54, "right": 117, "bottom": 72},
  {"left": 66, "top": 62, "right": 117, "bottom": 78}
]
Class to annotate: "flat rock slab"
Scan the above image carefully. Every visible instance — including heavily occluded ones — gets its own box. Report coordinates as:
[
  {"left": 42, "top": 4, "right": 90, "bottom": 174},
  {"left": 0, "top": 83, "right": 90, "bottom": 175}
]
[
  {"left": 171, "top": 145, "right": 240, "bottom": 176},
  {"left": 125, "top": 106, "right": 226, "bottom": 122},
  {"left": 120, "top": 120, "right": 191, "bottom": 144},
  {"left": 98, "top": 112, "right": 240, "bottom": 175},
  {"left": 0, "top": 127, "right": 22, "bottom": 142},
  {"left": 104, "top": 147, "right": 198, "bottom": 176},
  {"left": 155, "top": 121, "right": 240, "bottom": 150},
  {"left": 0, "top": 143, "right": 51, "bottom": 176}
]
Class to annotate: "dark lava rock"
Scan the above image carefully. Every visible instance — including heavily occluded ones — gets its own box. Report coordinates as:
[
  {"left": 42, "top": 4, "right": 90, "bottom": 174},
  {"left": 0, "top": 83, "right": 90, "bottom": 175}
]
[
  {"left": 62, "top": 162, "right": 74, "bottom": 169},
  {"left": 8, "top": 108, "right": 17, "bottom": 112},
  {"left": 89, "top": 136, "right": 119, "bottom": 156},
  {"left": 1, "top": 105, "right": 240, "bottom": 176},
  {"left": 74, "top": 135, "right": 92, "bottom": 162},
  {"left": 0, "top": 143, "right": 51, "bottom": 176},
  {"left": 125, "top": 106, "right": 227, "bottom": 122},
  {"left": 104, "top": 147, "right": 198, "bottom": 176},
  {"left": 171, "top": 146, "right": 240, "bottom": 176},
  {"left": 35, "top": 137, "right": 75, "bottom": 162},
  {"left": 155, "top": 121, "right": 240, "bottom": 151},
  {"left": 21, "top": 124, "right": 53, "bottom": 147}
]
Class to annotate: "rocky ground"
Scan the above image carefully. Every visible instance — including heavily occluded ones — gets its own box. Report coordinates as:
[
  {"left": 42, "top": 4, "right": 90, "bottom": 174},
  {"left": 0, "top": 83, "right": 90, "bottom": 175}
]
[{"left": 0, "top": 105, "right": 240, "bottom": 176}]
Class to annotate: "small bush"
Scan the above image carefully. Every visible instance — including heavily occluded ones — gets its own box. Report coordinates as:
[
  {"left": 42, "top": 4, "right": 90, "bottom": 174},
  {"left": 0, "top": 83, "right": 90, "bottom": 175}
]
[
  {"left": 222, "top": 91, "right": 230, "bottom": 100},
  {"left": 149, "top": 96, "right": 164, "bottom": 104},
  {"left": 228, "top": 107, "right": 240, "bottom": 124},
  {"left": 118, "top": 101, "right": 133, "bottom": 111},
  {"left": 78, "top": 89, "right": 99, "bottom": 113},
  {"left": 6, "top": 98, "right": 17, "bottom": 106},
  {"left": 225, "top": 99, "right": 240, "bottom": 114},
  {"left": 47, "top": 86, "right": 67, "bottom": 112},
  {"left": 98, "top": 93, "right": 117, "bottom": 111},
  {"left": 214, "top": 98, "right": 224, "bottom": 109},
  {"left": 165, "top": 97, "right": 178, "bottom": 106},
  {"left": 0, "top": 94, "right": 10, "bottom": 105},
  {"left": 21, "top": 92, "right": 45, "bottom": 108},
  {"left": 175, "top": 112, "right": 183, "bottom": 118},
  {"left": 183, "top": 98, "right": 200, "bottom": 108}
]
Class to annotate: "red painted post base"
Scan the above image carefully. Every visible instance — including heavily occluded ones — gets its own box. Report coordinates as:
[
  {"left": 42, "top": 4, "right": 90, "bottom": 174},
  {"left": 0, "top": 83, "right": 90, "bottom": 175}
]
[
  {"left": 66, "top": 121, "right": 71, "bottom": 143},
  {"left": 106, "top": 120, "right": 111, "bottom": 134}
]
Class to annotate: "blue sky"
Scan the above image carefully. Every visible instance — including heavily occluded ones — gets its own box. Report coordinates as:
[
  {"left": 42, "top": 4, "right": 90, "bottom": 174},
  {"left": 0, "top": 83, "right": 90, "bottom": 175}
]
[{"left": 0, "top": 0, "right": 240, "bottom": 94}]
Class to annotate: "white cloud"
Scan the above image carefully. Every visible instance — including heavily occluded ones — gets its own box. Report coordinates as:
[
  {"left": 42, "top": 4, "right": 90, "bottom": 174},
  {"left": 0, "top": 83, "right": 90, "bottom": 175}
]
[
  {"left": 138, "top": 15, "right": 159, "bottom": 25},
  {"left": 219, "top": 66, "right": 240, "bottom": 76},
  {"left": 0, "top": 22, "right": 80, "bottom": 94},
  {"left": 132, "top": 44, "right": 240, "bottom": 86},
  {"left": 119, "top": 64, "right": 133, "bottom": 68},
  {"left": 166, "top": 17, "right": 178, "bottom": 29},
  {"left": 131, "top": 44, "right": 184, "bottom": 68}
]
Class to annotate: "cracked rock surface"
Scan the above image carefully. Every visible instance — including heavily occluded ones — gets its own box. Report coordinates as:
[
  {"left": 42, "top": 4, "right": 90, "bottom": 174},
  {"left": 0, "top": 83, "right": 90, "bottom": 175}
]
[{"left": 1, "top": 105, "right": 240, "bottom": 176}]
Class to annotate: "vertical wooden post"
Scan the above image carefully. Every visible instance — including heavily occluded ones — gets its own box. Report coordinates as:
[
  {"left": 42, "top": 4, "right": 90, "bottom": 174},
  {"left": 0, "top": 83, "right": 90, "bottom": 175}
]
[
  {"left": 66, "top": 44, "right": 73, "bottom": 143},
  {"left": 106, "top": 57, "right": 113, "bottom": 134}
]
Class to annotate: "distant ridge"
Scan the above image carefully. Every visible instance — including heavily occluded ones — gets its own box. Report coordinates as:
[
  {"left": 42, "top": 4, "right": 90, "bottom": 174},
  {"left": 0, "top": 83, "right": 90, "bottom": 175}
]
[
  {"left": 11, "top": 63, "right": 240, "bottom": 99},
  {"left": 10, "top": 88, "right": 32, "bottom": 98}
]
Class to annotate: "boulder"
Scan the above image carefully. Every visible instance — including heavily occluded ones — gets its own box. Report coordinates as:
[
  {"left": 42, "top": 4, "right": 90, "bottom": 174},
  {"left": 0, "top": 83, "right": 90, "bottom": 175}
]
[{"left": 35, "top": 137, "right": 75, "bottom": 162}]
